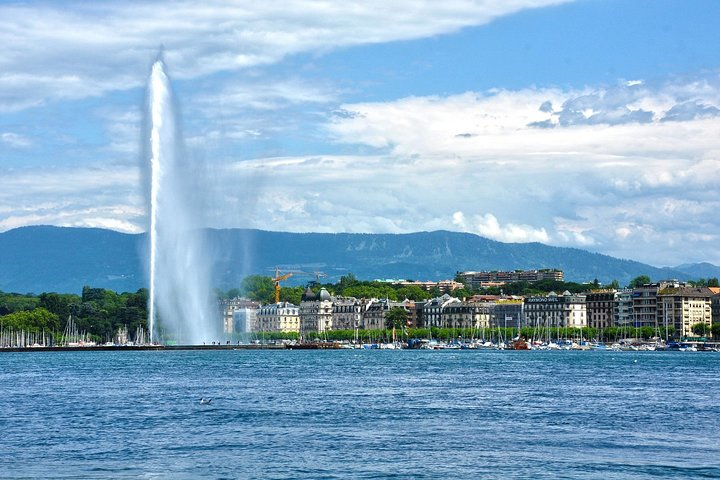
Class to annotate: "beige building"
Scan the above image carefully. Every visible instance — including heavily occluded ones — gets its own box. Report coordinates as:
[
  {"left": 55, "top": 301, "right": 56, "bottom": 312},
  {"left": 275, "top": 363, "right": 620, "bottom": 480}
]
[
  {"left": 256, "top": 302, "right": 300, "bottom": 333},
  {"left": 632, "top": 281, "right": 685, "bottom": 328},
  {"left": 524, "top": 291, "right": 587, "bottom": 328},
  {"left": 299, "top": 288, "right": 334, "bottom": 334},
  {"left": 658, "top": 286, "right": 713, "bottom": 338},
  {"left": 441, "top": 302, "right": 491, "bottom": 329}
]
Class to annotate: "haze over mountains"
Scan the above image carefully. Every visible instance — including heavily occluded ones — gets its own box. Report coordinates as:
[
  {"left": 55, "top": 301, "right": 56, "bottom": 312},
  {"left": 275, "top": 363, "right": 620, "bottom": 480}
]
[{"left": 0, "top": 226, "right": 716, "bottom": 294}]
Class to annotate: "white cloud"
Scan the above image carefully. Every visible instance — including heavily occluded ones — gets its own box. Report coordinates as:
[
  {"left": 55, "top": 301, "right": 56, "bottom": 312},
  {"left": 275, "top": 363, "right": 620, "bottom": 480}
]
[
  {"left": 0, "top": 132, "right": 31, "bottom": 148},
  {"left": 321, "top": 76, "right": 720, "bottom": 264},
  {"left": 0, "top": 0, "right": 572, "bottom": 111},
  {"left": 0, "top": 166, "right": 143, "bottom": 233},
  {"left": 453, "top": 211, "right": 550, "bottom": 243}
]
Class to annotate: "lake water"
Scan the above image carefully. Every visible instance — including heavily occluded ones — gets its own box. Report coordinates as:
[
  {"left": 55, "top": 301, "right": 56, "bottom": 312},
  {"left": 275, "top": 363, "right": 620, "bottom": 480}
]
[{"left": 1, "top": 350, "right": 719, "bottom": 479}]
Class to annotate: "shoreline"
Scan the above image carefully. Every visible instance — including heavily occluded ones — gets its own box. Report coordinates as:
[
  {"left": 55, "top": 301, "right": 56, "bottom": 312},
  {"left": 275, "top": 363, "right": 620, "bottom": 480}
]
[{"left": 0, "top": 343, "right": 285, "bottom": 353}]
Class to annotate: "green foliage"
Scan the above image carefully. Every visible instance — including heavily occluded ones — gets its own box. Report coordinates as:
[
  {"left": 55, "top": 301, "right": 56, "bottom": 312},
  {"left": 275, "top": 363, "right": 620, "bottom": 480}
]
[
  {"left": 712, "top": 323, "right": 720, "bottom": 339},
  {"left": 39, "top": 292, "right": 80, "bottom": 319},
  {"left": 385, "top": 307, "right": 408, "bottom": 330},
  {"left": 341, "top": 283, "right": 398, "bottom": 300},
  {"left": 0, "top": 292, "right": 40, "bottom": 315},
  {"left": 394, "top": 285, "right": 431, "bottom": 301},
  {"left": 657, "top": 325, "right": 675, "bottom": 339},
  {"left": 279, "top": 286, "right": 305, "bottom": 305},
  {"left": 691, "top": 322, "right": 710, "bottom": 337},
  {"left": 240, "top": 275, "right": 275, "bottom": 304},
  {"left": 629, "top": 275, "right": 651, "bottom": 288},
  {"left": 338, "top": 274, "right": 360, "bottom": 291},
  {"left": 0, "top": 307, "right": 60, "bottom": 333}
]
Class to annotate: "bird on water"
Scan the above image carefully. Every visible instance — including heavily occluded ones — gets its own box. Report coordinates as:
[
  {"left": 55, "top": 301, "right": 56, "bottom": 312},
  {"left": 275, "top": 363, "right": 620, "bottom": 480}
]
[{"left": 199, "top": 397, "right": 212, "bottom": 405}]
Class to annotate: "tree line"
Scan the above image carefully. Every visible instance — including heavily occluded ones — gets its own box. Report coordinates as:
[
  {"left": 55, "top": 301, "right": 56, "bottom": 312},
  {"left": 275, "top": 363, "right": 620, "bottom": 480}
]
[{"left": 0, "top": 287, "right": 148, "bottom": 342}]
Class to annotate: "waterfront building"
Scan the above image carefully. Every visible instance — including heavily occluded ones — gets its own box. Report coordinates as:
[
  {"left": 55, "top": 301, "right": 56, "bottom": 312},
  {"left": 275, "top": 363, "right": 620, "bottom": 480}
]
[
  {"left": 585, "top": 290, "right": 616, "bottom": 329},
  {"left": 362, "top": 298, "right": 408, "bottom": 330},
  {"left": 489, "top": 299, "right": 525, "bottom": 329},
  {"left": 423, "top": 294, "right": 461, "bottom": 328},
  {"left": 230, "top": 301, "right": 261, "bottom": 333},
  {"left": 614, "top": 289, "right": 633, "bottom": 327},
  {"left": 331, "top": 296, "right": 364, "bottom": 331},
  {"left": 658, "top": 286, "right": 713, "bottom": 338},
  {"left": 632, "top": 281, "right": 685, "bottom": 328},
  {"left": 408, "top": 300, "right": 425, "bottom": 328},
  {"left": 523, "top": 291, "right": 587, "bottom": 329},
  {"left": 441, "top": 301, "right": 491, "bottom": 330},
  {"left": 710, "top": 287, "right": 720, "bottom": 326},
  {"left": 299, "top": 288, "right": 335, "bottom": 334},
  {"left": 457, "top": 269, "right": 563, "bottom": 289},
  {"left": 220, "top": 297, "right": 260, "bottom": 333},
  {"left": 256, "top": 302, "right": 300, "bottom": 333}
]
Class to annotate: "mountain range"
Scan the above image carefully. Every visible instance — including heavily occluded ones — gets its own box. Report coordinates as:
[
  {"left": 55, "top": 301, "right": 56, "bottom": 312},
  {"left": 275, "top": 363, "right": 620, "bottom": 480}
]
[{"left": 0, "top": 225, "right": 717, "bottom": 294}]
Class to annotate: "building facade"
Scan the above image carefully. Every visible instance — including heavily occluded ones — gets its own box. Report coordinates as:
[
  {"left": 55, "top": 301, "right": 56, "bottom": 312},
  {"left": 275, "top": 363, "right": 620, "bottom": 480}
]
[
  {"left": 331, "top": 296, "right": 364, "bottom": 331},
  {"left": 523, "top": 291, "right": 587, "bottom": 329},
  {"left": 423, "top": 294, "right": 461, "bottom": 328},
  {"left": 632, "top": 281, "right": 685, "bottom": 328},
  {"left": 441, "top": 302, "right": 491, "bottom": 330},
  {"left": 457, "top": 269, "right": 563, "bottom": 289},
  {"left": 256, "top": 302, "right": 300, "bottom": 333},
  {"left": 299, "top": 288, "right": 335, "bottom": 334},
  {"left": 220, "top": 297, "right": 260, "bottom": 333},
  {"left": 231, "top": 302, "right": 261, "bottom": 333},
  {"left": 658, "top": 286, "right": 713, "bottom": 338},
  {"left": 614, "top": 289, "right": 633, "bottom": 327},
  {"left": 585, "top": 290, "right": 616, "bottom": 329},
  {"left": 489, "top": 300, "right": 525, "bottom": 329}
]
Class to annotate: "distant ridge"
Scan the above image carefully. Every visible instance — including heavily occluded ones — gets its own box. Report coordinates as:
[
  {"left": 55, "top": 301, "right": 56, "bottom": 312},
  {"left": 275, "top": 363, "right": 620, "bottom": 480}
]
[{"left": 0, "top": 225, "right": 701, "bottom": 294}]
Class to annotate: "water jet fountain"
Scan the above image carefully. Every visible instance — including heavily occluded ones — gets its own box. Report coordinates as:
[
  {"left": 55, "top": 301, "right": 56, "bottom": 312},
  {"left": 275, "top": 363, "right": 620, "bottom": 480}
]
[{"left": 146, "top": 58, "right": 217, "bottom": 344}]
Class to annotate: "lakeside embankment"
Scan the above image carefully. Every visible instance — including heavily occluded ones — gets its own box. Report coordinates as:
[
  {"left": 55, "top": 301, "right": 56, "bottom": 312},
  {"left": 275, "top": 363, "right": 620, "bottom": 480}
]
[{"left": 0, "top": 343, "right": 285, "bottom": 353}]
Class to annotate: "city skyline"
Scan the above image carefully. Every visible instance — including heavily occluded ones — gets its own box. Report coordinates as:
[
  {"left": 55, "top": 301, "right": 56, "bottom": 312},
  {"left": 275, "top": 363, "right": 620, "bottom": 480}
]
[{"left": 1, "top": 0, "right": 720, "bottom": 267}]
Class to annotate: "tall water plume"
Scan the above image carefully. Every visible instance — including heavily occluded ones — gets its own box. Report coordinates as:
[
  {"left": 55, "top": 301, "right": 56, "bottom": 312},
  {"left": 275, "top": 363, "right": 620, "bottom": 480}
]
[{"left": 146, "top": 59, "right": 216, "bottom": 344}]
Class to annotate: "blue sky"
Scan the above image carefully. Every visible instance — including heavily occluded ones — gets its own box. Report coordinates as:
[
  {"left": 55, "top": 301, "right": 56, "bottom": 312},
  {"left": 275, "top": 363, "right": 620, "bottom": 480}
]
[{"left": 1, "top": 0, "right": 720, "bottom": 267}]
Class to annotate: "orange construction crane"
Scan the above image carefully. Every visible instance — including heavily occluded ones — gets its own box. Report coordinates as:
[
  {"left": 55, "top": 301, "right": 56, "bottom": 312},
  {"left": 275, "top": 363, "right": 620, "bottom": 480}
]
[
  {"left": 272, "top": 267, "right": 294, "bottom": 303},
  {"left": 270, "top": 267, "right": 328, "bottom": 303}
]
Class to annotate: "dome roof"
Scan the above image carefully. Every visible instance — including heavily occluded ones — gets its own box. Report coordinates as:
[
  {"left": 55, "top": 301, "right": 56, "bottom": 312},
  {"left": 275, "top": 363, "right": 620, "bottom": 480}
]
[{"left": 301, "top": 287, "right": 317, "bottom": 302}]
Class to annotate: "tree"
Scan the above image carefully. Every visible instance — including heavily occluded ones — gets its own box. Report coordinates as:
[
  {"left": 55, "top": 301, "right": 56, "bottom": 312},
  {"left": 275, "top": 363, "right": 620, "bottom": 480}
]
[
  {"left": 609, "top": 279, "right": 620, "bottom": 290},
  {"left": 691, "top": 322, "right": 710, "bottom": 337},
  {"left": 385, "top": 307, "right": 408, "bottom": 331},
  {"left": 0, "top": 307, "right": 60, "bottom": 333},
  {"left": 394, "top": 285, "right": 430, "bottom": 301},
  {"left": 712, "top": 323, "right": 720, "bottom": 339},
  {"left": 629, "top": 275, "right": 651, "bottom": 288},
  {"left": 708, "top": 278, "right": 719, "bottom": 287},
  {"left": 240, "top": 275, "right": 275, "bottom": 303},
  {"left": 338, "top": 273, "right": 360, "bottom": 292}
]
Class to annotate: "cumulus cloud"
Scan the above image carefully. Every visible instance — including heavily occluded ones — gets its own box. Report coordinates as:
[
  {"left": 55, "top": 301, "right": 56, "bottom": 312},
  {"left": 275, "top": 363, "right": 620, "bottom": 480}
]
[
  {"left": 321, "top": 75, "right": 720, "bottom": 265},
  {"left": 661, "top": 100, "right": 720, "bottom": 122},
  {"left": 453, "top": 211, "right": 550, "bottom": 243}
]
